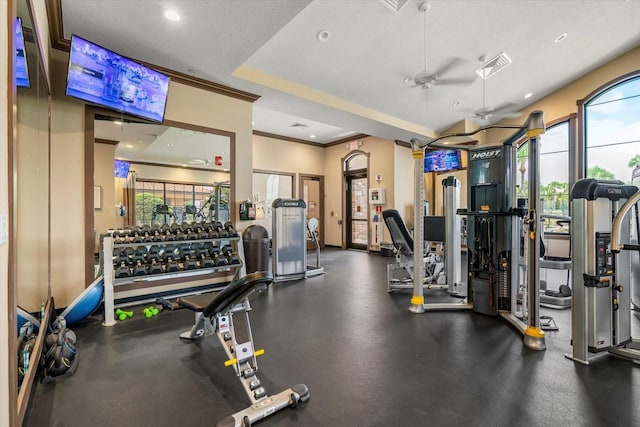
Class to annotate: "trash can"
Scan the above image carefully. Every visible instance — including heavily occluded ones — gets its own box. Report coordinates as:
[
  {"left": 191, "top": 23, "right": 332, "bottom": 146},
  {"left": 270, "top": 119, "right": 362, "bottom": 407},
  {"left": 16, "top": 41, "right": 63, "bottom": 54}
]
[{"left": 242, "top": 225, "right": 270, "bottom": 274}]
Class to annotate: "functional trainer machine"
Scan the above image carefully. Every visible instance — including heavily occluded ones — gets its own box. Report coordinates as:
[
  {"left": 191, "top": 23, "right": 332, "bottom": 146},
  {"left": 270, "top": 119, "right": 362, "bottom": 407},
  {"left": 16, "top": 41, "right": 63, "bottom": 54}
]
[
  {"left": 407, "top": 110, "right": 547, "bottom": 351},
  {"left": 383, "top": 176, "right": 460, "bottom": 293},
  {"left": 178, "top": 271, "right": 310, "bottom": 426},
  {"left": 565, "top": 179, "right": 640, "bottom": 364}
]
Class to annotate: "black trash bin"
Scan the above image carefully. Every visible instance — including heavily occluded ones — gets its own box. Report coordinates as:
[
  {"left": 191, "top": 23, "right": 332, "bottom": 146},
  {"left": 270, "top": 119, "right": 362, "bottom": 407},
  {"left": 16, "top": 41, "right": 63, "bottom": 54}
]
[{"left": 242, "top": 225, "right": 270, "bottom": 274}]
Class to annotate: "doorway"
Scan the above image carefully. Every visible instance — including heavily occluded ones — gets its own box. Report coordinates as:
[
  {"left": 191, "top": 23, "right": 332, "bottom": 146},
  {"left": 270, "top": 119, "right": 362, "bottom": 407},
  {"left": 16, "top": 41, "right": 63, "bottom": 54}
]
[
  {"left": 300, "top": 174, "right": 324, "bottom": 249},
  {"left": 345, "top": 170, "right": 368, "bottom": 250}
]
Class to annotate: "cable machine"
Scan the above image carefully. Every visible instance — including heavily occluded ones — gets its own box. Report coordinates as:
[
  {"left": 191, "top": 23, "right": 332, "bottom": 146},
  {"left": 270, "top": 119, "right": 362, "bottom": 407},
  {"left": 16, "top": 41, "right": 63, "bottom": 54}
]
[
  {"left": 565, "top": 179, "right": 640, "bottom": 364},
  {"left": 408, "top": 110, "right": 547, "bottom": 351}
]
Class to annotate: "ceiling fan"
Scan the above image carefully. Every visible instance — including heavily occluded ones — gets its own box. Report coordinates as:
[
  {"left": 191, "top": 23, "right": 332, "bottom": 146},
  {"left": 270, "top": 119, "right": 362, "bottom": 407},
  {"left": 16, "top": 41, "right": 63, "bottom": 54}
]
[
  {"left": 469, "top": 55, "right": 523, "bottom": 122},
  {"left": 404, "top": 2, "right": 475, "bottom": 90}
]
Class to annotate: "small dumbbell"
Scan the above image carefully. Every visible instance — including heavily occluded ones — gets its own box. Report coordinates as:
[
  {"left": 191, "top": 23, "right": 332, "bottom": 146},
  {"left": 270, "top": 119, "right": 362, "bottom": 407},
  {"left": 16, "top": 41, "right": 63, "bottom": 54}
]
[
  {"left": 115, "top": 308, "right": 133, "bottom": 321},
  {"left": 143, "top": 306, "right": 159, "bottom": 318}
]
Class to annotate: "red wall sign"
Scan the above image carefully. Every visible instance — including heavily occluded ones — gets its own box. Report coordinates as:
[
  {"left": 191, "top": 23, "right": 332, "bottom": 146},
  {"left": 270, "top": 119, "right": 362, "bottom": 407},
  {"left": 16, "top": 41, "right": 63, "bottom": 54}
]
[{"left": 214, "top": 155, "right": 223, "bottom": 166}]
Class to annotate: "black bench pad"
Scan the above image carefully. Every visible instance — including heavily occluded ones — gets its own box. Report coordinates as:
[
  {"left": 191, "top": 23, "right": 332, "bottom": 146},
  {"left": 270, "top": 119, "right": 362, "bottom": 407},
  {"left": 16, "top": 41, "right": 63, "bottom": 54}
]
[{"left": 178, "top": 271, "right": 273, "bottom": 317}]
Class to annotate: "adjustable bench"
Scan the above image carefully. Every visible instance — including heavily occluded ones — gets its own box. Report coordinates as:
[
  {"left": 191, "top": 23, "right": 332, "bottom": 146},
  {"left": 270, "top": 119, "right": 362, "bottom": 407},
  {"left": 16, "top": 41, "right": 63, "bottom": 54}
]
[{"left": 178, "top": 271, "right": 310, "bottom": 427}]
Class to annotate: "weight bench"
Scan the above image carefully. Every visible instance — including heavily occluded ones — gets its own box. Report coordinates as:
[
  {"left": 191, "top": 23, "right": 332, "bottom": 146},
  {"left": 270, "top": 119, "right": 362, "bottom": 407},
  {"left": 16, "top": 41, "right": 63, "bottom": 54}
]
[
  {"left": 178, "top": 271, "right": 310, "bottom": 427},
  {"left": 382, "top": 209, "right": 445, "bottom": 292}
]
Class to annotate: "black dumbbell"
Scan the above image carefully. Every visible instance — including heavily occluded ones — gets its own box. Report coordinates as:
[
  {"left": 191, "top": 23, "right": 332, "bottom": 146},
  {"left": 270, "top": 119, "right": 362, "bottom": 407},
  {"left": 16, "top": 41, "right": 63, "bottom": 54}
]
[
  {"left": 183, "top": 255, "right": 197, "bottom": 270},
  {"left": 227, "top": 252, "right": 241, "bottom": 265},
  {"left": 148, "top": 258, "right": 163, "bottom": 275},
  {"left": 208, "top": 244, "right": 220, "bottom": 257},
  {"left": 221, "top": 244, "right": 233, "bottom": 256},
  {"left": 166, "top": 256, "right": 180, "bottom": 272},
  {"left": 152, "top": 231, "right": 164, "bottom": 242},
  {"left": 214, "top": 222, "right": 229, "bottom": 238},
  {"left": 133, "top": 246, "right": 148, "bottom": 263},
  {"left": 132, "top": 232, "right": 143, "bottom": 244},
  {"left": 214, "top": 253, "right": 229, "bottom": 266},
  {"left": 161, "top": 245, "right": 175, "bottom": 262},
  {"left": 133, "top": 260, "right": 147, "bottom": 276},
  {"left": 115, "top": 261, "right": 131, "bottom": 278},
  {"left": 199, "top": 253, "right": 214, "bottom": 269},
  {"left": 224, "top": 222, "right": 239, "bottom": 237},
  {"left": 164, "top": 230, "right": 175, "bottom": 241},
  {"left": 148, "top": 245, "right": 161, "bottom": 262}
]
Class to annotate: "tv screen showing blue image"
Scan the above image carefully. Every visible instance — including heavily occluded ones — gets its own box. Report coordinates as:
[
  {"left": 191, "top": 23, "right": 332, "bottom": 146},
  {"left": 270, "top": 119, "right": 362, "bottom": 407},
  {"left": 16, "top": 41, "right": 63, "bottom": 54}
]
[
  {"left": 114, "top": 160, "right": 130, "bottom": 178},
  {"left": 15, "top": 18, "right": 30, "bottom": 88},
  {"left": 424, "top": 149, "right": 462, "bottom": 173},
  {"left": 66, "top": 35, "right": 170, "bottom": 123}
]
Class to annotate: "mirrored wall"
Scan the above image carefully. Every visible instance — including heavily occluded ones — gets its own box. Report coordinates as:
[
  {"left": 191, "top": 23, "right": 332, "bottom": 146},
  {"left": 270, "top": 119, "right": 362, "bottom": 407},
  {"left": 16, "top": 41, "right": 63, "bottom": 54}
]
[
  {"left": 89, "top": 112, "right": 233, "bottom": 259},
  {"left": 16, "top": 0, "right": 51, "bottom": 315}
]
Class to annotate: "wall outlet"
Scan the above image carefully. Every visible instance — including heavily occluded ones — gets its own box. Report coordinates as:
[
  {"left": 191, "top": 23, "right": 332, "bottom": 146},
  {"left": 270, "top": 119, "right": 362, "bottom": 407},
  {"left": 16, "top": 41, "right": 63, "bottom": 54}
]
[{"left": 0, "top": 214, "right": 7, "bottom": 245}]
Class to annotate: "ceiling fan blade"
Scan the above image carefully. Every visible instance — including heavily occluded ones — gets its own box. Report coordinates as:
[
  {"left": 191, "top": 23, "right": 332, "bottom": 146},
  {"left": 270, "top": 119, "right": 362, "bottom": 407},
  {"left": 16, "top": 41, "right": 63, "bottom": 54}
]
[
  {"left": 434, "top": 78, "right": 476, "bottom": 86},
  {"left": 491, "top": 102, "right": 520, "bottom": 114},
  {"left": 432, "top": 57, "right": 465, "bottom": 78},
  {"left": 494, "top": 111, "right": 524, "bottom": 119}
]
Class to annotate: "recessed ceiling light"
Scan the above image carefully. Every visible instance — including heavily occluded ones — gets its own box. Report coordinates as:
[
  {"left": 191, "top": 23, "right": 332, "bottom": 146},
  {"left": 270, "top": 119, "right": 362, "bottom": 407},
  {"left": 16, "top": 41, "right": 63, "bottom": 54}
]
[
  {"left": 164, "top": 10, "right": 180, "bottom": 21},
  {"left": 167, "top": 143, "right": 173, "bottom": 147},
  {"left": 251, "top": 121, "right": 255, "bottom": 126},
  {"left": 113, "top": 120, "right": 122, "bottom": 126},
  {"left": 125, "top": 144, "right": 133, "bottom": 148},
  {"left": 310, "top": 135, "right": 316, "bottom": 139},
  {"left": 554, "top": 33, "right": 567, "bottom": 43},
  {"left": 316, "top": 30, "right": 331, "bottom": 42},
  {"left": 524, "top": 93, "right": 533, "bottom": 99},
  {"left": 452, "top": 101, "right": 461, "bottom": 107}
]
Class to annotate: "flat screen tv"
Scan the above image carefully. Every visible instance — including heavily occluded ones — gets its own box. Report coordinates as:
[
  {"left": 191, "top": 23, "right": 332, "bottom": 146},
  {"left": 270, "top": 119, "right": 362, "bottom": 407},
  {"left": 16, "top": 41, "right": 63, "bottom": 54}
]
[
  {"left": 114, "top": 160, "right": 130, "bottom": 178},
  {"left": 424, "top": 149, "right": 462, "bottom": 173},
  {"left": 66, "top": 35, "right": 170, "bottom": 123},
  {"left": 15, "top": 18, "right": 30, "bottom": 88}
]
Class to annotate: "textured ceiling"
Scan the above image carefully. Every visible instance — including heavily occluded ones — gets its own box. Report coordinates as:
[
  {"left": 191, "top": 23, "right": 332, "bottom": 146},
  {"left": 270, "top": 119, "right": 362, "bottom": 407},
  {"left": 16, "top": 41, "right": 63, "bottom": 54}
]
[{"left": 60, "top": 0, "right": 640, "bottom": 146}]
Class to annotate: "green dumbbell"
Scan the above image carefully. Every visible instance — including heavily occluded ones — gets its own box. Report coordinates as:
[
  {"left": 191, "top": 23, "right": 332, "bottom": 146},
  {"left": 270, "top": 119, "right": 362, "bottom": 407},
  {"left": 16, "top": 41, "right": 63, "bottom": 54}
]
[
  {"left": 115, "top": 308, "right": 133, "bottom": 321},
  {"left": 143, "top": 307, "right": 159, "bottom": 318}
]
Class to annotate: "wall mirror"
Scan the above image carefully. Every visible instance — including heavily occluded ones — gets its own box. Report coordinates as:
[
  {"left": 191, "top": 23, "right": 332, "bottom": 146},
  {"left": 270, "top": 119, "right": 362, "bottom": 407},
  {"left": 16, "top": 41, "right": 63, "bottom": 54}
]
[
  {"left": 15, "top": 0, "right": 51, "bottom": 408},
  {"left": 15, "top": 0, "right": 51, "bottom": 325},
  {"left": 87, "top": 111, "right": 233, "bottom": 279}
]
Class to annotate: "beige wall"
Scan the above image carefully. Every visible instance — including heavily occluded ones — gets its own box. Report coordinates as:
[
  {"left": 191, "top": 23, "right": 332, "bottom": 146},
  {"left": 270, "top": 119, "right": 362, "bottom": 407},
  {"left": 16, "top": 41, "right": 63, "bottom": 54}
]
[
  {"left": 16, "top": 87, "right": 49, "bottom": 312},
  {"left": 253, "top": 134, "right": 324, "bottom": 194},
  {"left": 50, "top": 48, "right": 85, "bottom": 308},
  {"left": 323, "top": 137, "right": 396, "bottom": 248},
  {"left": 94, "top": 143, "right": 116, "bottom": 252},
  {"left": 393, "top": 143, "right": 414, "bottom": 227},
  {"left": 49, "top": 47, "right": 254, "bottom": 307}
]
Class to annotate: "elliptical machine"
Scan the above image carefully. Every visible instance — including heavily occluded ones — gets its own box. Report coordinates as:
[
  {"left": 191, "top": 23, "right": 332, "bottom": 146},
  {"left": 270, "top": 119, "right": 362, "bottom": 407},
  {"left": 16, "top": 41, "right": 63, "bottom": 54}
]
[{"left": 566, "top": 179, "right": 640, "bottom": 364}]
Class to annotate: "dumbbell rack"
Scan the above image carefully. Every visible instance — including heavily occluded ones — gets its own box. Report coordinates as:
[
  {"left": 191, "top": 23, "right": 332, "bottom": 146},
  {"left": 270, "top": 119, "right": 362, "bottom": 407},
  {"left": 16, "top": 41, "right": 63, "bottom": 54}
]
[{"left": 102, "top": 227, "right": 245, "bottom": 327}]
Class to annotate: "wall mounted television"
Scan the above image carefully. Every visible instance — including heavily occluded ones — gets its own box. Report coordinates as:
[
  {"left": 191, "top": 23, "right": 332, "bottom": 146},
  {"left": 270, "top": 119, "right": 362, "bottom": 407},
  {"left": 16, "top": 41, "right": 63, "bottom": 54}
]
[
  {"left": 424, "top": 149, "right": 462, "bottom": 173},
  {"left": 15, "top": 18, "right": 30, "bottom": 88},
  {"left": 114, "top": 159, "right": 131, "bottom": 178},
  {"left": 66, "top": 35, "right": 170, "bottom": 123}
]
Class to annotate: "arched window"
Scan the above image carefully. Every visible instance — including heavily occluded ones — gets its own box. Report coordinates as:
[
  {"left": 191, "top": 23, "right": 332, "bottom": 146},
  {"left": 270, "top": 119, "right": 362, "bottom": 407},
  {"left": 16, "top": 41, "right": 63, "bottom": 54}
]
[
  {"left": 345, "top": 152, "right": 367, "bottom": 171},
  {"left": 584, "top": 75, "right": 640, "bottom": 182},
  {"left": 516, "top": 119, "right": 573, "bottom": 217}
]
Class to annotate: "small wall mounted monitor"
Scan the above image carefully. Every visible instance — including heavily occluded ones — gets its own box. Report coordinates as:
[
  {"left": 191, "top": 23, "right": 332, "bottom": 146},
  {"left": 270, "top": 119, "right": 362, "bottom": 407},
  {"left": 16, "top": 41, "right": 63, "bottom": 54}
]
[
  {"left": 424, "top": 149, "right": 462, "bottom": 173},
  {"left": 66, "top": 35, "right": 170, "bottom": 123},
  {"left": 15, "top": 18, "right": 30, "bottom": 88},
  {"left": 114, "top": 160, "right": 130, "bottom": 178}
]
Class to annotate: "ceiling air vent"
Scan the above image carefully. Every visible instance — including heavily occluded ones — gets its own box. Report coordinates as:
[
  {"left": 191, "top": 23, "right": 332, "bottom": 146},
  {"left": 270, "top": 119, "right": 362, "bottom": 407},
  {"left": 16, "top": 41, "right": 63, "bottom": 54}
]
[
  {"left": 381, "top": 0, "right": 409, "bottom": 12},
  {"left": 475, "top": 52, "right": 512, "bottom": 80}
]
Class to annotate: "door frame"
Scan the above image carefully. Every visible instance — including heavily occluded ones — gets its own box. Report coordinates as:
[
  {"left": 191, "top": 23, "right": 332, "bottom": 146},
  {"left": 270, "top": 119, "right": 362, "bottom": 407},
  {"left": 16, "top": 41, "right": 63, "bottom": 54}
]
[
  {"left": 299, "top": 173, "right": 324, "bottom": 248},
  {"left": 341, "top": 150, "right": 370, "bottom": 250}
]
